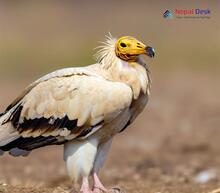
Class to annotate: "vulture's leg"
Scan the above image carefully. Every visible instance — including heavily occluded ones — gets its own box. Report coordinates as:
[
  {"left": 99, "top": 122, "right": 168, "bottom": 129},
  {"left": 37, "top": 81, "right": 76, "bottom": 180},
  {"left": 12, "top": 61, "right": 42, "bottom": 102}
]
[
  {"left": 80, "top": 177, "right": 92, "bottom": 193},
  {"left": 92, "top": 139, "right": 112, "bottom": 192},
  {"left": 92, "top": 172, "right": 107, "bottom": 193},
  {"left": 64, "top": 138, "right": 98, "bottom": 193}
]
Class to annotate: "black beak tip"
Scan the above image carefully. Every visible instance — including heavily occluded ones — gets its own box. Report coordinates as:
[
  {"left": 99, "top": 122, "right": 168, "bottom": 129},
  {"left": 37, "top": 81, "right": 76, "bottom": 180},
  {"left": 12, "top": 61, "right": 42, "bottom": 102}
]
[{"left": 146, "top": 46, "right": 155, "bottom": 58}]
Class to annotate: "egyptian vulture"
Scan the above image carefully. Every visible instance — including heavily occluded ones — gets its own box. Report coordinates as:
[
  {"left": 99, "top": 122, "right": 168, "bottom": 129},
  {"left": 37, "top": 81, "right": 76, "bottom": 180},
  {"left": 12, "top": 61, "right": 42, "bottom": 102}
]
[{"left": 0, "top": 35, "right": 155, "bottom": 193}]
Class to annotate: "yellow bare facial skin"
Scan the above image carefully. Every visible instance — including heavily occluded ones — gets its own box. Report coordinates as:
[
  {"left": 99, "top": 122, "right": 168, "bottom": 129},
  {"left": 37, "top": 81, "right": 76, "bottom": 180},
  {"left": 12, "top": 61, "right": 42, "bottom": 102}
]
[{"left": 115, "top": 36, "right": 155, "bottom": 62}]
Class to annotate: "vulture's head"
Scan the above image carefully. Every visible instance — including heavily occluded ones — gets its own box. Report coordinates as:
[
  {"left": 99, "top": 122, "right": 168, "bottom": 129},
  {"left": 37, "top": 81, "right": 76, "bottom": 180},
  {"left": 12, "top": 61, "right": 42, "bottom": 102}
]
[
  {"left": 115, "top": 36, "right": 155, "bottom": 62},
  {"left": 95, "top": 34, "right": 155, "bottom": 68}
]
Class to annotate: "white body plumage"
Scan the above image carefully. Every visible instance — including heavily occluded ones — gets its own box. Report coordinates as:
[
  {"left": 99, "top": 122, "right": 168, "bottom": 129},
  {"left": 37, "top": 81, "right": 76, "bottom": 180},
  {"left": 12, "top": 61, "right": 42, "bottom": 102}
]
[
  {"left": 64, "top": 138, "right": 112, "bottom": 183},
  {"left": 0, "top": 35, "right": 154, "bottom": 192}
]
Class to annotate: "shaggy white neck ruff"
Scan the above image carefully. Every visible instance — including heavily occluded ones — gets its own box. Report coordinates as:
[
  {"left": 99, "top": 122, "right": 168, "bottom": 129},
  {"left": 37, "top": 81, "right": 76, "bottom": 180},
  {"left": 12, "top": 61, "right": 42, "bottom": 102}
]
[
  {"left": 95, "top": 34, "right": 150, "bottom": 99},
  {"left": 95, "top": 34, "right": 120, "bottom": 69}
]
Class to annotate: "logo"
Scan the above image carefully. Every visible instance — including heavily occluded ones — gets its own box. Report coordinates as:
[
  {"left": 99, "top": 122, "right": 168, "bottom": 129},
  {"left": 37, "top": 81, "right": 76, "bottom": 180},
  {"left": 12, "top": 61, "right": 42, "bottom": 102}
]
[
  {"left": 163, "top": 9, "right": 211, "bottom": 19},
  {"left": 163, "top": 10, "right": 173, "bottom": 19}
]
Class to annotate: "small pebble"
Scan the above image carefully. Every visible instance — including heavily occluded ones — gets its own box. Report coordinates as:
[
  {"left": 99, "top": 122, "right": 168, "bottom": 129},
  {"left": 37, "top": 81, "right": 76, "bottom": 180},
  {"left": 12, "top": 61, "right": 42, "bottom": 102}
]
[{"left": 195, "top": 169, "right": 217, "bottom": 184}]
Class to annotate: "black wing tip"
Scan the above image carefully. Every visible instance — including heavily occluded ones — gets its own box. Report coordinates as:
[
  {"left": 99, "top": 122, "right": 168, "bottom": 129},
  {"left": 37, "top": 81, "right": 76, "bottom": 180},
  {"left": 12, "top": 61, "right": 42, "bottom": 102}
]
[{"left": 0, "top": 136, "right": 59, "bottom": 152}]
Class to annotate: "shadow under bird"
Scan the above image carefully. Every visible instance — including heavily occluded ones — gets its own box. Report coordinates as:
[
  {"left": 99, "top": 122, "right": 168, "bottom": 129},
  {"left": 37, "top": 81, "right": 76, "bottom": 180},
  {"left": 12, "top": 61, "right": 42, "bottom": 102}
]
[{"left": 0, "top": 35, "right": 155, "bottom": 193}]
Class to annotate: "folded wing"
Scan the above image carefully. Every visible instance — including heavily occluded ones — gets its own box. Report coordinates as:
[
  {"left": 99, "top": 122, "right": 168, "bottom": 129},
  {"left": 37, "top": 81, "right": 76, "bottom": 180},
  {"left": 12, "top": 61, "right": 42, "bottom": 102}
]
[{"left": 0, "top": 69, "right": 132, "bottom": 155}]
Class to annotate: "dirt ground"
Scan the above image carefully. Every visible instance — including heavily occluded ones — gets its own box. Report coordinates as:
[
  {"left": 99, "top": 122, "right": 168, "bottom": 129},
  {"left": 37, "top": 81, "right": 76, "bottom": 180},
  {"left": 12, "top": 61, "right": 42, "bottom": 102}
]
[
  {"left": 0, "top": 0, "right": 219, "bottom": 192},
  {"left": 0, "top": 70, "right": 219, "bottom": 193}
]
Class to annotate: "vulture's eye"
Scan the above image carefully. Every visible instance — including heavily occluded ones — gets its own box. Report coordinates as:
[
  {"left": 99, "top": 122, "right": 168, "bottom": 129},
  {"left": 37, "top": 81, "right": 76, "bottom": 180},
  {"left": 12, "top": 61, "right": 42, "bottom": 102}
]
[{"left": 120, "top": 42, "right": 127, "bottom": 48}]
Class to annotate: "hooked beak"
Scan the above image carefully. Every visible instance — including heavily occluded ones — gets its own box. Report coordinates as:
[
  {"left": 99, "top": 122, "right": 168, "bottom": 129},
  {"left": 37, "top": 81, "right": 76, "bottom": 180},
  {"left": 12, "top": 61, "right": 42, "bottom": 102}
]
[{"left": 145, "top": 46, "right": 155, "bottom": 58}]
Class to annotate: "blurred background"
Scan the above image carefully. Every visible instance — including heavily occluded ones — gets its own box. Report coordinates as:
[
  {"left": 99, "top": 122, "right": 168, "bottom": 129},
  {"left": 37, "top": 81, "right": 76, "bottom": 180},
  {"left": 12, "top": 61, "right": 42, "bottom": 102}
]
[{"left": 0, "top": 1, "right": 219, "bottom": 193}]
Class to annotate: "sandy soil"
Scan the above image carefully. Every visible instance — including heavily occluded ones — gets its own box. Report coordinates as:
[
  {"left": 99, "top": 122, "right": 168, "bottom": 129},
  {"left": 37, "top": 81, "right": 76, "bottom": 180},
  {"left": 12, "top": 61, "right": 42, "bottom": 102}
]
[{"left": 0, "top": 71, "right": 220, "bottom": 193}]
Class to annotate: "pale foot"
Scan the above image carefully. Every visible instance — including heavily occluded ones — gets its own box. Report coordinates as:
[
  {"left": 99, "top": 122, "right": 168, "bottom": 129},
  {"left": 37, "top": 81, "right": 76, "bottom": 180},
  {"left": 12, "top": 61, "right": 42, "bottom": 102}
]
[
  {"left": 92, "top": 173, "right": 108, "bottom": 193},
  {"left": 81, "top": 188, "right": 92, "bottom": 193},
  {"left": 92, "top": 188, "right": 105, "bottom": 193},
  {"left": 80, "top": 177, "right": 92, "bottom": 193}
]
